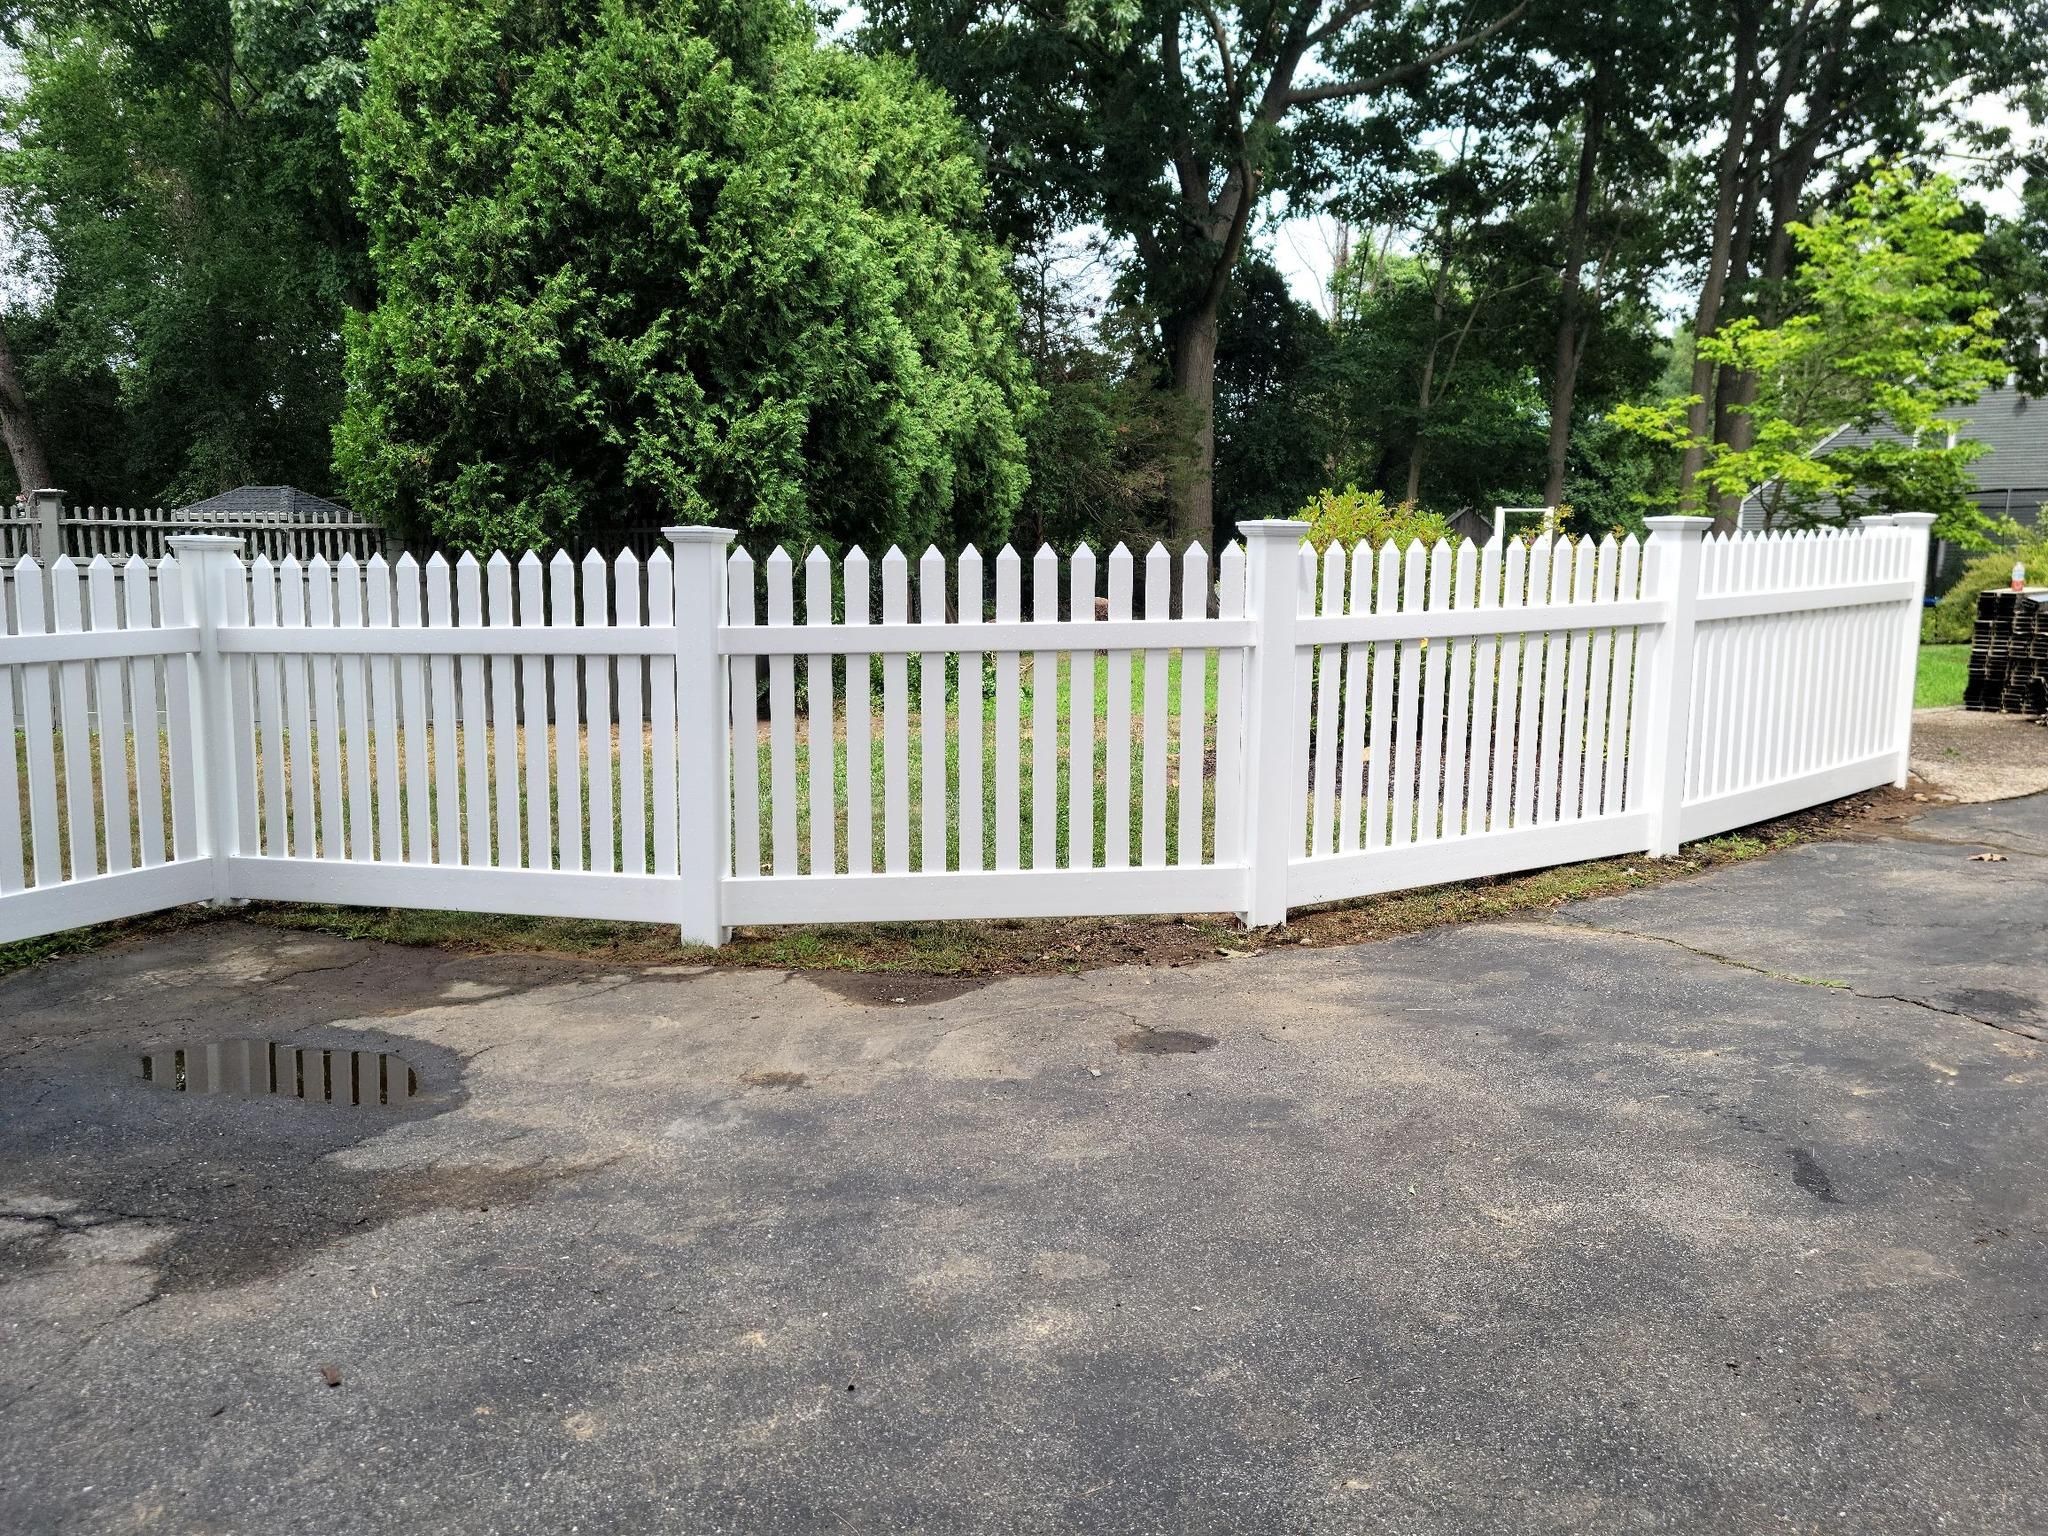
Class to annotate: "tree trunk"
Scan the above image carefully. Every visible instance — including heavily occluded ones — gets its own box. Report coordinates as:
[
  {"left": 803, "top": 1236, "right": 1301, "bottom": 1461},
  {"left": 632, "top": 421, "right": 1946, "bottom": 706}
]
[
  {"left": 0, "top": 319, "right": 51, "bottom": 497},
  {"left": 1679, "top": 2, "right": 1759, "bottom": 512},
  {"left": 1168, "top": 304, "right": 1220, "bottom": 549},
  {"left": 1543, "top": 81, "right": 1606, "bottom": 510}
]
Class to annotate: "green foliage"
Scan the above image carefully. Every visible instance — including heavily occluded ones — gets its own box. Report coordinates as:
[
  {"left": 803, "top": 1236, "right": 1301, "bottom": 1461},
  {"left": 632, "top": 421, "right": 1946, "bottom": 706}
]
[
  {"left": 1923, "top": 530, "right": 2048, "bottom": 643},
  {"left": 0, "top": 0, "right": 375, "bottom": 503},
  {"left": 1296, "top": 485, "right": 1449, "bottom": 553},
  {"left": 338, "top": 0, "right": 1035, "bottom": 554},
  {"left": 1615, "top": 166, "right": 2013, "bottom": 546},
  {"left": 1215, "top": 261, "right": 1335, "bottom": 525}
]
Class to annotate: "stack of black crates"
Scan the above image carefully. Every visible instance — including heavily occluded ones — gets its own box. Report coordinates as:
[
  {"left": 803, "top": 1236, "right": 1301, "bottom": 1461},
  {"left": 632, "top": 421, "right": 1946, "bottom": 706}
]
[{"left": 1965, "top": 587, "right": 2048, "bottom": 714}]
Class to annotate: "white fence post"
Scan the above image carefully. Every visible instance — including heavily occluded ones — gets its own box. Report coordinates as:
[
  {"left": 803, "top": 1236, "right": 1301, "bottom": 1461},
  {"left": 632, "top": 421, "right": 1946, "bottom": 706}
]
[
  {"left": 166, "top": 534, "right": 244, "bottom": 901},
  {"left": 1235, "top": 519, "right": 1307, "bottom": 927},
  {"left": 1639, "top": 515, "right": 1711, "bottom": 857},
  {"left": 1887, "top": 512, "right": 1937, "bottom": 788},
  {"left": 665, "top": 525, "right": 738, "bottom": 946}
]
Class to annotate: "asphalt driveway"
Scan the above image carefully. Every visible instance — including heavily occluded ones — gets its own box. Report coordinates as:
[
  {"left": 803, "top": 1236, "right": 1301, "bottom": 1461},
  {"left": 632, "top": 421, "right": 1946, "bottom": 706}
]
[{"left": 2, "top": 794, "right": 2045, "bottom": 1533}]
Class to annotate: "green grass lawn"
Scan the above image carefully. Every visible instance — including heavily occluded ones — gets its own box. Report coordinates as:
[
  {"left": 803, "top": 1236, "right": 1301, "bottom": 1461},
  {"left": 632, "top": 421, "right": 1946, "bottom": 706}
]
[{"left": 1915, "top": 643, "right": 1968, "bottom": 709}]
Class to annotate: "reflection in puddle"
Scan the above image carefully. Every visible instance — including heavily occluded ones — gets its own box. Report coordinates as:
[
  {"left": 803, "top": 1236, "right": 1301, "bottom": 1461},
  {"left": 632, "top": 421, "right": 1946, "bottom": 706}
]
[{"left": 138, "top": 1041, "right": 419, "bottom": 1108}]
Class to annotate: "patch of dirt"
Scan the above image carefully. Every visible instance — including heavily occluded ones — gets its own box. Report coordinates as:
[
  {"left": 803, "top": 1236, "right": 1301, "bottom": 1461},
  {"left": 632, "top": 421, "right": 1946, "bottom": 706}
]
[
  {"left": 803, "top": 972, "right": 999, "bottom": 1006},
  {"left": 1115, "top": 1028, "right": 1218, "bottom": 1055},
  {"left": 739, "top": 1068, "right": 808, "bottom": 1090},
  {"left": 1909, "top": 708, "right": 2048, "bottom": 804}
]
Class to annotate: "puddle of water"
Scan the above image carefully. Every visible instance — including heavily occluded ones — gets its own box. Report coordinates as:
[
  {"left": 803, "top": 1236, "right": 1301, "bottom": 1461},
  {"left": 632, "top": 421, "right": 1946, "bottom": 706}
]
[
  {"left": 137, "top": 1041, "right": 419, "bottom": 1108},
  {"left": 1116, "top": 1028, "right": 1218, "bottom": 1056}
]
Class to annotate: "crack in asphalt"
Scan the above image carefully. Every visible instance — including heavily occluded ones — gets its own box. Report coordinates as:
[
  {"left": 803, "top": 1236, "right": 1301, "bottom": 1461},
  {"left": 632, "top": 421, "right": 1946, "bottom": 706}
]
[{"left": 1589, "top": 925, "right": 2041, "bottom": 1041}]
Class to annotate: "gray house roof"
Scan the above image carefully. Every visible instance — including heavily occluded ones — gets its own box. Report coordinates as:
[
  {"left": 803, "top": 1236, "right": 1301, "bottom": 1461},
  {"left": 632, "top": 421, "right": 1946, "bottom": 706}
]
[
  {"left": 175, "top": 486, "right": 362, "bottom": 524},
  {"left": 1738, "top": 383, "right": 2047, "bottom": 530}
]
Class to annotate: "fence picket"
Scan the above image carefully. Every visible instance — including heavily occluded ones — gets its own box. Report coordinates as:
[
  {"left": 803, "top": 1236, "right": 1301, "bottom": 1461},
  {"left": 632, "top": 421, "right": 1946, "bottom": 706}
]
[
  {"left": 1103, "top": 545, "right": 1132, "bottom": 870},
  {"left": 958, "top": 546, "right": 984, "bottom": 873},
  {"left": 1309, "top": 543, "right": 1345, "bottom": 858},
  {"left": 524, "top": 552, "right": 557, "bottom": 872},
  {"left": 335, "top": 556, "right": 373, "bottom": 860},
  {"left": 804, "top": 548, "right": 835, "bottom": 877},
  {"left": 1606, "top": 538, "right": 1642, "bottom": 816},
  {"left": 1336, "top": 542, "right": 1371, "bottom": 855},
  {"left": 923, "top": 546, "right": 950, "bottom": 872},
  {"left": 1465, "top": 541, "right": 1504, "bottom": 834},
  {"left": 1034, "top": 545, "right": 1061, "bottom": 870},
  {"left": 247, "top": 557, "right": 285, "bottom": 861},
  {"left": 1534, "top": 538, "right": 1572, "bottom": 825},
  {"left": 1415, "top": 541, "right": 1452, "bottom": 844},
  {"left": 1176, "top": 543, "right": 1209, "bottom": 865},
  {"left": 1388, "top": 541, "right": 1426, "bottom": 846},
  {"left": 124, "top": 556, "right": 169, "bottom": 867},
  {"left": 366, "top": 557, "right": 402, "bottom": 863},
  {"left": 843, "top": 548, "right": 872, "bottom": 876},
  {"left": 1559, "top": 538, "right": 1597, "bottom": 821},
  {"left": 1213, "top": 543, "right": 1245, "bottom": 865},
  {"left": 1510, "top": 536, "right": 1550, "bottom": 829},
  {"left": 396, "top": 555, "right": 432, "bottom": 863},
  {"left": 1141, "top": 542, "right": 1171, "bottom": 868},
  {"left": 881, "top": 548, "right": 911, "bottom": 875},
  {"left": 648, "top": 550, "right": 678, "bottom": 878},
  {"left": 49, "top": 559, "right": 98, "bottom": 880},
  {"left": 1364, "top": 542, "right": 1399, "bottom": 849},
  {"left": 583, "top": 550, "right": 617, "bottom": 875},
  {"left": 615, "top": 551, "right": 646, "bottom": 878},
  {"left": 459, "top": 557, "right": 495, "bottom": 866},
  {"left": 994, "top": 547, "right": 1022, "bottom": 871},
  {"left": 1065, "top": 544, "right": 1094, "bottom": 869},
  {"left": 308, "top": 558, "right": 346, "bottom": 859},
  {"left": 428, "top": 557, "right": 463, "bottom": 865},
  {"left": 765, "top": 548, "right": 798, "bottom": 877},
  {"left": 726, "top": 548, "right": 759, "bottom": 879},
  {"left": 1442, "top": 541, "right": 1478, "bottom": 838},
  {"left": 89, "top": 558, "right": 136, "bottom": 873},
  {"left": 487, "top": 554, "right": 522, "bottom": 867},
  {"left": 1581, "top": 536, "right": 1619, "bottom": 819}
]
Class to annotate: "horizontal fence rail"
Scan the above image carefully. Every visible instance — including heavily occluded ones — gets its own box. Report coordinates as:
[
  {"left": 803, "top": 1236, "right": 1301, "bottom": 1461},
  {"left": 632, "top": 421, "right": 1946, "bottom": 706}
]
[{"left": 2, "top": 514, "right": 1935, "bottom": 946}]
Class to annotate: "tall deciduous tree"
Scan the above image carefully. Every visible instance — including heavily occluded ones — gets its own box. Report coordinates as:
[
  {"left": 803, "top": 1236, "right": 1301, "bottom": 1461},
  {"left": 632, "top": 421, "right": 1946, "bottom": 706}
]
[
  {"left": 1617, "top": 168, "right": 2011, "bottom": 544},
  {"left": 858, "top": 0, "right": 1528, "bottom": 548},
  {"left": 339, "top": 0, "right": 1036, "bottom": 555},
  {"left": 1670, "top": 0, "right": 2043, "bottom": 524},
  {"left": 0, "top": 0, "right": 376, "bottom": 503}
]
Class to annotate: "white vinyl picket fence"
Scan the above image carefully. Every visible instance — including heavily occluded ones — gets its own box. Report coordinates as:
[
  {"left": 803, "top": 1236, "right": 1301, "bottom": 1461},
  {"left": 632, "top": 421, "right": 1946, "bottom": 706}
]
[{"left": 0, "top": 514, "right": 1934, "bottom": 947}]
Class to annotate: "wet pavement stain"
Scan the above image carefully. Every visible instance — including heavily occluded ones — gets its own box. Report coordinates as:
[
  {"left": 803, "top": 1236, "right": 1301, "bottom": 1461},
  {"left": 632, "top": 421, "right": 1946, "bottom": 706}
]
[
  {"left": 1116, "top": 1028, "right": 1218, "bottom": 1056},
  {"left": 1788, "top": 1147, "right": 1845, "bottom": 1204},
  {"left": 0, "top": 1025, "right": 576, "bottom": 1295}
]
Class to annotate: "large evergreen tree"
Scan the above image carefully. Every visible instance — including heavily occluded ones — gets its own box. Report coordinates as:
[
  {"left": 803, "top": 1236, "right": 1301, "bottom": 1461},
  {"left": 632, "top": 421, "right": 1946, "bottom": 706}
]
[{"left": 339, "top": 0, "right": 1036, "bottom": 554}]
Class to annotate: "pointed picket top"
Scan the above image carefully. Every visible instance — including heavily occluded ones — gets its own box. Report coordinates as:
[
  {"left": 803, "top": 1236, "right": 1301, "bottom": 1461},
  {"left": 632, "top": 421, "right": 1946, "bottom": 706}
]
[
  {"left": 958, "top": 543, "right": 984, "bottom": 616},
  {"left": 546, "top": 547, "right": 573, "bottom": 575},
  {"left": 880, "top": 544, "right": 907, "bottom": 572},
  {"left": 765, "top": 543, "right": 793, "bottom": 571},
  {"left": 1107, "top": 541, "right": 1132, "bottom": 566},
  {"left": 1070, "top": 540, "right": 1093, "bottom": 562},
  {"left": 920, "top": 544, "right": 946, "bottom": 580},
  {"left": 995, "top": 542, "right": 1020, "bottom": 565},
  {"left": 614, "top": 545, "right": 640, "bottom": 578},
  {"left": 366, "top": 550, "right": 389, "bottom": 575},
  {"left": 727, "top": 543, "right": 755, "bottom": 574},
  {"left": 803, "top": 544, "right": 830, "bottom": 575},
  {"left": 646, "top": 545, "right": 670, "bottom": 576},
  {"left": 87, "top": 552, "right": 114, "bottom": 574},
  {"left": 337, "top": 550, "right": 360, "bottom": 575},
  {"left": 395, "top": 551, "right": 420, "bottom": 577},
  {"left": 584, "top": 545, "right": 613, "bottom": 575},
  {"left": 122, "top": 551, "right": 150, "bottom": 581},
  {"left": 486, "top": 549, "right": 511, "bottom": 577}
]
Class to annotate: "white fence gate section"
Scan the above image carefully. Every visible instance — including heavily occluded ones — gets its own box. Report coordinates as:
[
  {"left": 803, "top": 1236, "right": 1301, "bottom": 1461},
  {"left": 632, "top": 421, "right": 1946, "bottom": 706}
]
[{"left": 0, "top": 514, "right": 1934, "bottom": 947}]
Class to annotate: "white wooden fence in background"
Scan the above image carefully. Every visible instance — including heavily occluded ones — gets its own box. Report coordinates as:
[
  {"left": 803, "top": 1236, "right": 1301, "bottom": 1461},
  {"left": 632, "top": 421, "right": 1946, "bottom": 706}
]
[{"left": 0, "top": 514, "right": 1934, "bottom": 947}]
